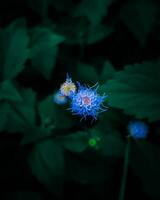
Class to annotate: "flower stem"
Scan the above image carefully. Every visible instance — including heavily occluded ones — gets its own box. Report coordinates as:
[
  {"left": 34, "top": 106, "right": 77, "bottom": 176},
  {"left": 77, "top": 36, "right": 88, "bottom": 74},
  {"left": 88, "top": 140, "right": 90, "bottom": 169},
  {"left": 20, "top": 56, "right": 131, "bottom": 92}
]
[{"left": 118, "top": 137, "right": 131, "bottom": 200}]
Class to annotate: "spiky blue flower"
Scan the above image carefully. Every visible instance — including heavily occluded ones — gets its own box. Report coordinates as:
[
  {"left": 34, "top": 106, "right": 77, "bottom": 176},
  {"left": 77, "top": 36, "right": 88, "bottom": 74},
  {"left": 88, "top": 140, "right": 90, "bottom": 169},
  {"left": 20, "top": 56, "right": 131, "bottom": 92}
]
[
  {"left": 128, "top": 120, "right": 149, "bottom": 139},
  {"left": 53, "top": 91, "right": 67, "bottom": 105},
  {"left": 70, "top": 82, "right": 108, "bottom": 121}
]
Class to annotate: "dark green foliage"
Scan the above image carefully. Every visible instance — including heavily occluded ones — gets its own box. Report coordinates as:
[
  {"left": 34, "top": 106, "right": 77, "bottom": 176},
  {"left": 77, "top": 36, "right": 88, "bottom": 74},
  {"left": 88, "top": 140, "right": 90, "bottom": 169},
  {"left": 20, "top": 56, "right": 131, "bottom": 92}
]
[
  {"left": 74, "top": 0, "right": 117, "bottom": 26},
  {"left": 0, "top": 0, "right": 159, "bottom": 199},
  {"left": 0, "top": 19, "right": 29, "bottom": 81},
  {"left": 28, "top": 138, "right": 64, "bottom": 196},
  {"left": 29, "top": 27, "right": 65, "bottom": 79},
  {"left": 103, "top": 61, "right": 160, "bottom": 122}
]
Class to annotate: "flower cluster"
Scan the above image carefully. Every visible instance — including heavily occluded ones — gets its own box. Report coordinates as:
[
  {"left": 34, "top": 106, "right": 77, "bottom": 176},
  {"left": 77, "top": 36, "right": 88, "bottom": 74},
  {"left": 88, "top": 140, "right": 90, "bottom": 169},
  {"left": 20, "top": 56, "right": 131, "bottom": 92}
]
[{"left": 54, "top": 74, "right": 108, "bottom": 121}]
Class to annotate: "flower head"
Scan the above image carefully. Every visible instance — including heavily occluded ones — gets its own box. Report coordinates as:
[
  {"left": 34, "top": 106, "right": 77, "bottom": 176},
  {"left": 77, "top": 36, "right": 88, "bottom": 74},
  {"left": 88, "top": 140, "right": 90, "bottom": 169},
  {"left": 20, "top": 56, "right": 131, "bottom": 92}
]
[
  {"left": 70, "top": 82, "right": 108, "bottom": 121},
  {"left": 60, "top": 73, "right": 76, "bottom": 98},
  {"left": 53, "top": 91, "right": 67, "bottom": 105},
  {"left": 127, "top": 120, "right": 149, "bottom": 139}
]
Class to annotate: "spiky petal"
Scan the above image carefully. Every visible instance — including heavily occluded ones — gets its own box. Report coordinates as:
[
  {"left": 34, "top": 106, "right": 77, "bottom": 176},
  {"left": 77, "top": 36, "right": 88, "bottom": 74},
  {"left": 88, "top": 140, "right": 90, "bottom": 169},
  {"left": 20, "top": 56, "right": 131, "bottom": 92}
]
[{"left": 70, "top": 82, "right": 108, "bottom": 121}]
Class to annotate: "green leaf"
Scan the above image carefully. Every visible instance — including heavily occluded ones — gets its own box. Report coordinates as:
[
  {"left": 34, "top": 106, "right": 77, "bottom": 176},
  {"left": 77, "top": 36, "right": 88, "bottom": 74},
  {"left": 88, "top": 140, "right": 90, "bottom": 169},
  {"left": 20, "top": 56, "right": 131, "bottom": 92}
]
[
  {"left": 38, "top": 95, "right": 73, "bottom": 130},
  {"left": 28, "top": 139, "right": 64, "bottom": 196},
  {"left": 104, "top": 61, "right": 160, "bottom": 122},
  {"left": 13, "top": 88, "right": 36, "bottom": 125},
  {"left": 87, "top": 24, "right": 114, "bottom": 44},
  {"left": 130, "top": 140, "right": 160, "bottom": 198},
  {"left": 0, "top": 80, "right": 22, "bottom": 102},
  {"left": 57, "top": 131, "right": 89, "bottom": 153},
  {"left": 76, "top": 63, "right": 98, "bottom": 83},
  {"left": 74, "top": 0, "right": 117, "bottom": 26},
  {"left": 30, "top": 27, "right": 65, "bottom": 80},
  {"left": 0, "top": 18, "right": 29, "bottom": 80},
  {"left": 0, "top": 88, "right": 37, "bottom": 134},
  {"left": 120, "top": 0, "right": 157, "bottom": 45},
  {"left": 100, "top": 61, "right": 116, "bottom": 83}
]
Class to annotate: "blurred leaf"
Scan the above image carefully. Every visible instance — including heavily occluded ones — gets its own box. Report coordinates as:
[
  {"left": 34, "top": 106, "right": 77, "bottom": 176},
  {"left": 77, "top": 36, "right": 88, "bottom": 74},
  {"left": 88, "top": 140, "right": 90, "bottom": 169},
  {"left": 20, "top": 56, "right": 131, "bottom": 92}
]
[
  {"left": 74, "top": 0, "right": 117, "bottom": 26},
  {"left": 87, "top": 24, "right": 114, "bottom": 44},
  {"left": 28, "top": 138, "right": 64, "bottom": 196},
  {"left": 57, "top": 16, "right": 113, "bottom": 45},
  {"left": 38, "top": 95, "right": 55, "bottom": 125},
  {"left": 0, "top": 88, "right": 37, "bottom": 134},
  {"left": 0, "top": 18, "right": 29, "bottom": 81},
  {"left": 13, "top": 88, "right": 36, "bottom": 125},
  {"left": 30, "top": 27, "right": 65, "bottom": 79},
  {"left": 76, "top": 63, "right": 98, "bottom": 83},
  {"left": 56, "top": 131, "right": 88, "bottom": 153},
  {"left": 130, "top": 140, "right": 160, "bottom": 198},
  {"left": 38, "top": 95, "right": 73, "bottom": 130},
  {"left": 0, "top": 80, "right": 22, "bottom": 102},
  {"left": 103, "top": 61, "right": 160, "bottom": 122},
  {"left": 100, "top": 61, "right": 116, "bottom": 83},
  {"left": 120, "top": 0, "right": 157, "bottom": 45}
]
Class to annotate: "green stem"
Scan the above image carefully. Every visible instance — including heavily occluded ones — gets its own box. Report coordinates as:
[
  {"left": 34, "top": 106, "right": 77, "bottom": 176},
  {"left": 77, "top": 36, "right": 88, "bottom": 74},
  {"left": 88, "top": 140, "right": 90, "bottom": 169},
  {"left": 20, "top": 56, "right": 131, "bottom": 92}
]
[{"left": 118, "top": 137, "right": 131, "bottom": 200}]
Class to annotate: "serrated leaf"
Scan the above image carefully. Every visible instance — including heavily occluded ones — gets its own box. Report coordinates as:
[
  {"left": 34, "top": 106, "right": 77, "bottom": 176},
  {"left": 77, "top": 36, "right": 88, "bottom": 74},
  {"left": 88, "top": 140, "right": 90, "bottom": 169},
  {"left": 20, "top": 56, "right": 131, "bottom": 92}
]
[
  {"left": 0, "top": 18, "right": 29, "bottom": 80},
  {"left": 74, "top": 0, "right": 117, "bottom": 26},
  {"left": 104, "top": 61, "right": 160, "bottom": 122},
  {"left": 30, "top": 27, "right": 65, "bottom": 79},
  {"left": 130, "top": 140, "right": 160, "bottom": 198},
  {"left": 28, "top": 139, "right": 64, "bottom": 196},
  {"left": 120, "top": 0, "right": 157, "bottom": 45},
  {"left": 57, "top": 131, "right": 88, "bottom": 153}
]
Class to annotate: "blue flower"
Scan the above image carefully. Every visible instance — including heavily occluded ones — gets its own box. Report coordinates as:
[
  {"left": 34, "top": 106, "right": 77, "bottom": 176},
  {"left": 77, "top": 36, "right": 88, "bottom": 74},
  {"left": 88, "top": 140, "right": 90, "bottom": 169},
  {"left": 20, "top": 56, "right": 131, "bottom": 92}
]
[
  {"left": 53, "top": 91, "right": 67, "bottom": 105},
  {"left": 70, "top": 82, "right": 108, "bottom": 121},
  {"left": 128, "top": 120, "right": 149, "bottom": 139}
]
